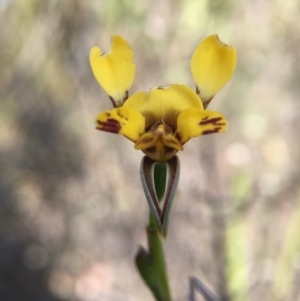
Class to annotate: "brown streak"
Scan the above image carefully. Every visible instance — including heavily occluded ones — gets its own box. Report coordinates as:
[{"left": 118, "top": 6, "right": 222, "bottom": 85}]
[
  {"left": 97, "top": 118, "right": 121, "bottom": 133},
  {"left": 165, "top": 146, "right": 175, "bottom": 153},
  {"left": 175, "top": 133, "right": 182, "bottom": 141},
  {"left": 199, "top": 117, "right": 222, "bottom": 126},
  {"left": 125, "top": 90, "right": 129, "bottom": 101},
  {"left": 202, "top": 127, "right": 221, "bottom": 135},
  {"left": 145, "top": 146, "right": 156, "bottom": 154}
]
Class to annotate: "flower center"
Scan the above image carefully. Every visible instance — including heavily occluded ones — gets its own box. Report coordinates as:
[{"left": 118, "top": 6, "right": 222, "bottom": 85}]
[{"left": 135, "top": 121, "right": 183, "bottom": 162}]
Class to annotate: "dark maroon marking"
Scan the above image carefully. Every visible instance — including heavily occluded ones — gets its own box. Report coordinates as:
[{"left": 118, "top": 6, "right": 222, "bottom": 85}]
[
  {"left": 145, "top": 146, "right": 157, "bottom": 154},
  {"left": 165, "top": 146, "right": 176, "bottom": 153},
  {"left": 199, "top": 117, "right": 223, "bottom": 126},
  {"left": 175, "top": 133, "right": 182, "bottom": 142},
  {"left": 125, "top": 90, "right": 129, "bottom": 101},
  {"left": 109, "top": 96, "right": 117, "bottom": 108},
  {"left": 196, "top": 85, "right": 200, "bottom": 95},
  {"left": 202, "top": 127, "right": 221, "bottom": 135},
  {"left": 96, "top": 118, "right": 121, "bottom": 133},
  {"left": 201, "top": 116, "right": 209, "bottom": 121}
]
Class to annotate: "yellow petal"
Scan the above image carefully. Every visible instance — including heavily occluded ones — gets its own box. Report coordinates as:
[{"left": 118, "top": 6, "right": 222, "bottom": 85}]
[
  {"left": 190, "top": 35, "right": 237, "bottom": 107},
  {"left": 124, "top": 84, "right": 203, "bottom": 129},
  {"left": 123, "top": 90, "right": 149, "bottom": 110},
  {"left": 176, "top": 108, "right": 228, "bottom": 144},
  {"left": 95, "top": 107, "right": 145, "bottom": 142},
  {"left": 90, "top": 35, "right": 135, "bottom": 107}
]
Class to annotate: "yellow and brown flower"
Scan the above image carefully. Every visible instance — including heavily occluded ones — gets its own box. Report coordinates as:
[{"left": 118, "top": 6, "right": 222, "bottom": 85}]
[{"left": 90, "top": 34, "right": 236, "bottom": 162}]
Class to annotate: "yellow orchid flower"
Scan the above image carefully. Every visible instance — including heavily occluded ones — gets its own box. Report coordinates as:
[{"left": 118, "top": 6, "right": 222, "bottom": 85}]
[
  {"left": 91, "top": 35, "right": 236, "bottom": 162},
  {"left": 95, "top": 84, "right": 228, "bottom": 162}
]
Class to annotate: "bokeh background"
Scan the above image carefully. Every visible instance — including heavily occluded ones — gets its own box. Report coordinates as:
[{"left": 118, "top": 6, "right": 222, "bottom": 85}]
[{"left": 1, "top": 0, "right": 300, "bottom": 300}]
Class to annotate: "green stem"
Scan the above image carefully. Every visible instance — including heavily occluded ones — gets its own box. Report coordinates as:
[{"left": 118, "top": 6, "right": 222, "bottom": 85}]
[{"left": 147, "top": 213, "right": 172, "bottom": 301}]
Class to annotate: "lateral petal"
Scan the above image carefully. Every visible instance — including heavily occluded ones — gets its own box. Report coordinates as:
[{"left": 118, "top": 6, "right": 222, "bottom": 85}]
[
  {"left": 95, "top": 107, "right": 145, "bottom": 142},
  {"left": 176, "top": 108, "right": 228, "bottom": 144}
]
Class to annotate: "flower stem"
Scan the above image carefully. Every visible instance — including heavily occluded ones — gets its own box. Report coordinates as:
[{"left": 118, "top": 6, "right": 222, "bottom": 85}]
[{"left": 147, "top": 214, "right": 172, "bottom": 301}]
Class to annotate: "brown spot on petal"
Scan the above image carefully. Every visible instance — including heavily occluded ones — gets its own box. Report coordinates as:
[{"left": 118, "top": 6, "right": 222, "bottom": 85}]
[
  {"left": 157, "top": 85, "right": 169, "bottom": 90},
  {"left": 202, "top": 127, "right": 222, "bottom": 135},
  {"left": 199, "top": 117, "right": 223, "bottom": 126},
  {"left": 145, "top": 146, "right": 156, "bottom": 154},
  {"left": 165, "top": 146, "right": 176, "bottom": 154},
  {"left": 125, "top": 90, "right": 129, "bottom": 101},
  {"left": 175, "top": 133, "right": 182, "bottom": 142},
  {"left": 96, "top": 118, "right": 121, "bottom": 134}
]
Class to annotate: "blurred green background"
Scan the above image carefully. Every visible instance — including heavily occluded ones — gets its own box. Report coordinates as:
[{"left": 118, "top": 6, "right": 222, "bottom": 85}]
[{"left": 1, "top": 0, "right": 300, "bottom": 300}]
